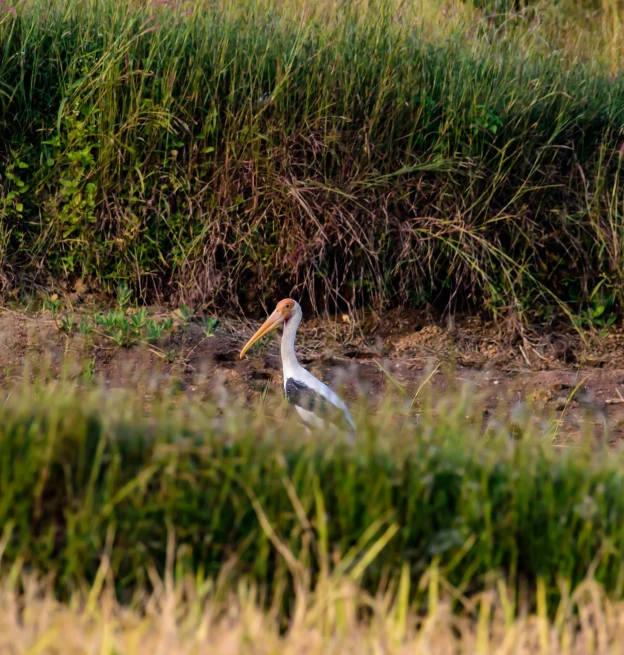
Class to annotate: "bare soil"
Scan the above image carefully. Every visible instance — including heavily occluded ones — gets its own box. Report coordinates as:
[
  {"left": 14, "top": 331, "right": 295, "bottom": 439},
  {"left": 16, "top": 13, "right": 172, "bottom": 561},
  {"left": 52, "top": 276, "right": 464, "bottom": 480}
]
[{"left": 3, "top": 304, "right": 624, "bottom": 442}]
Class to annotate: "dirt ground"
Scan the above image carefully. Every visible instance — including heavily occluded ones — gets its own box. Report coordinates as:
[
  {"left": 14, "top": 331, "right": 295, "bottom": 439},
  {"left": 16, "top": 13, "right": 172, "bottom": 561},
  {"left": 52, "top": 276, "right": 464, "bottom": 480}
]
[{"left": 3, "top": 304, "right": 624, "bottom": 443}]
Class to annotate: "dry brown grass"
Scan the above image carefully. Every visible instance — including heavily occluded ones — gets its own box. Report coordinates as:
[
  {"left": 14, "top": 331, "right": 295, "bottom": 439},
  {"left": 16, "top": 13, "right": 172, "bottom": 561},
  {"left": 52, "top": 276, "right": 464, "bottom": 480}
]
[{"left": 2, "top": 566, "right": 624, "bottom": 654}]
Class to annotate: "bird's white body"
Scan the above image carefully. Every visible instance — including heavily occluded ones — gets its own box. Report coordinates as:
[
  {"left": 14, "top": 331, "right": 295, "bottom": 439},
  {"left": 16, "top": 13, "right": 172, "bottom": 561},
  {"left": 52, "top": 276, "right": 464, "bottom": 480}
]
[
  {"left": 239, "top": 297, "right": 355, "bottom": 434},
  {"left": 280, "top": 302, "right": 356, "bottom": 432}
]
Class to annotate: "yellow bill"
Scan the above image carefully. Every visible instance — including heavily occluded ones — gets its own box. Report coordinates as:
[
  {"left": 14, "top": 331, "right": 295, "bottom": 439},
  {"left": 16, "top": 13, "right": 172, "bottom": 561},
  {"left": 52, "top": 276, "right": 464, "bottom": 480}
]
[{"left": 239, "top": 310, "right": 285, "bottom": 358}]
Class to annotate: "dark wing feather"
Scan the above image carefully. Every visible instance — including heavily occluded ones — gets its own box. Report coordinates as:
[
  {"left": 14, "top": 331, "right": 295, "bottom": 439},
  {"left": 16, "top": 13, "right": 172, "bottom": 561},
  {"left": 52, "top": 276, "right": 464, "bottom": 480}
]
[{"left": 285, "top": 378, "right": 330, "bottom": 415}]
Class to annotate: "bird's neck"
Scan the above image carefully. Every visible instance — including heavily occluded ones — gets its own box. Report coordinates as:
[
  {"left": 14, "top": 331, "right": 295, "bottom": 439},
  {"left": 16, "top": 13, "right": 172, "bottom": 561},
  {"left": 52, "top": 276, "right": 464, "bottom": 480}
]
[{"left": 281, "top": 310, "right": 302, "bottom": 372}]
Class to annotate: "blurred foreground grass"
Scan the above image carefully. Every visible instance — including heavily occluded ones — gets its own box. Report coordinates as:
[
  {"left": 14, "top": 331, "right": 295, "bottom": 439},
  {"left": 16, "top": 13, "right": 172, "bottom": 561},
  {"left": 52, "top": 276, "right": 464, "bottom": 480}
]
[
  {"left": 1, "top": 371, "right": 624, "bottom": 623},
  {"left": 0, "top": 564, "right": 622, "bottom": 654}
]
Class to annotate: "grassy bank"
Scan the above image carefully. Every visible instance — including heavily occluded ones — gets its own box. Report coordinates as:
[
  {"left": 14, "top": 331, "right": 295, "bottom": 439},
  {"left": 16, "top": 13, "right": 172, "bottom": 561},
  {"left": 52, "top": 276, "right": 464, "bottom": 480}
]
[
  {"left": 1, "top": 377, "right": 624, "bottom": 616},
  {"left": 1, "top": 0, "right": 624, "bottom": 321}
]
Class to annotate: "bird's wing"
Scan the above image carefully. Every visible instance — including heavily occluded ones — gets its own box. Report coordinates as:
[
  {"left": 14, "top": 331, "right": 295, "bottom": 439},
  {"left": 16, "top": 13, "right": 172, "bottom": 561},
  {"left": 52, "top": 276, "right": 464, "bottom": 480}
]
[
  {"left": 285, "top": 377, "right": 330, "bottom": 413},
  {"left": 284, "top": 377, "right": 356, "bottom": 431}
]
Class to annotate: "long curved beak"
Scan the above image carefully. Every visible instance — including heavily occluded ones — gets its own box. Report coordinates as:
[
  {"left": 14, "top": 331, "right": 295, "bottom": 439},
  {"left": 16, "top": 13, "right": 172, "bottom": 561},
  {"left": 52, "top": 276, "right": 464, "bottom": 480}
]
[{"left": 239, "top": 310, "right": 284, "bottom": 358}]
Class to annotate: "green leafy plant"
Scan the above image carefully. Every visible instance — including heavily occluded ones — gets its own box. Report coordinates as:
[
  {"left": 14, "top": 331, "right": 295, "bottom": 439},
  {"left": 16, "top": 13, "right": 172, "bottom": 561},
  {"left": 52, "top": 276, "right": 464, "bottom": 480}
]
[
  {"left": 59, "top": 314, "right": 75, "bottom": 335},
  {"left": 472, "top": 105, "right": 503, "bottom": 136},
  {"left": 203, "top": 316, "right": 219, "bottom": 338},
  {"left": 161, "top": 317, "right": 174, "bottom": 333},
  {"left": 129, "top": 308, "right": 148, "bottom": 332},
  {"left": 177, "top": 305, "right": 195, "bottom": 327},
  {"left": 78, "top": 317, "right": 92, "bottom": 337},
  {"left": 116, "top": 283, "right": 133, "bottom": 310},
  {"left": 70, "top": 308, "right": 177, "bottom": 348},
  {"left": 144, "top": 319, "right": 165, "bottom": 343},
  {"left": 109, "top": 329, "right": 127, "bottom": 347},
  {"left": 82, "top": 357, "right": 96, "bottom": 382},
  {"left": 43, "top": 295, "right": 61, "bottom": 317},
  {"left": 572, "top": 277, "right": 618, "bottom": 337},
  {"left": 96, "top": 311, "right": 124, "bottom": 331}
]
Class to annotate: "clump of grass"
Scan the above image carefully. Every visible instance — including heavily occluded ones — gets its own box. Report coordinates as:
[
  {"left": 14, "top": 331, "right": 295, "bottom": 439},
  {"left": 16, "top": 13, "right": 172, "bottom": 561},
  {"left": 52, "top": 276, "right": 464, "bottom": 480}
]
[
  {"left": 0, "top": 375, "right": 623, "bottom": 616},
  {"left": 1, "top": 0, "right": 624, "bottom": 322}
]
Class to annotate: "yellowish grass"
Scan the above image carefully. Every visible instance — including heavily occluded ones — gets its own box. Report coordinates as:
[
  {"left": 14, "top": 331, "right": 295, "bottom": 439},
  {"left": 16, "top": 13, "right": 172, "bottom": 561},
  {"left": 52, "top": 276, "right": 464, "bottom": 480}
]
[{"left": 1, "top": 566, "right": 623, "bottom": 654}]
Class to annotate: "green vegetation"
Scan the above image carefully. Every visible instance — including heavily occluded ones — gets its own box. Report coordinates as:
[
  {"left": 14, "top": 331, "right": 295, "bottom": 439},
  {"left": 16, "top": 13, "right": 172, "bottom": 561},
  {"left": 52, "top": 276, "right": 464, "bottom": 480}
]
[
  {"left": 3, "top": 1, "right": 624, "bottom": 648},
  {"left": 1, "top": 0, "right": 624, "bottom": 321},
  {"left": 45, "top": 283, "right": 178, "bottom": 348},
  {"left": 1, "top": 377, "right": 623, "bottom": 617}
]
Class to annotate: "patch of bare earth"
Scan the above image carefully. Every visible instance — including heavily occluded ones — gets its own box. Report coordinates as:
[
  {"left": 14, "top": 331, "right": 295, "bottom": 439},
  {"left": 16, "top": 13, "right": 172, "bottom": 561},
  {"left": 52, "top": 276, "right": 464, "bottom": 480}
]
[{"left": 2, "top": 306, "right": 624, "bottom": 441}]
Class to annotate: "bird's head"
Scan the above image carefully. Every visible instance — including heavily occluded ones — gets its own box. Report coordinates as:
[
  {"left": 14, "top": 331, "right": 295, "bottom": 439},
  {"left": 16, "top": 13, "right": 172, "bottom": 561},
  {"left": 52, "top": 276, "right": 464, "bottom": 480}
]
[{"left": 239, "top": 298, "right": 299, "bottom": 358}]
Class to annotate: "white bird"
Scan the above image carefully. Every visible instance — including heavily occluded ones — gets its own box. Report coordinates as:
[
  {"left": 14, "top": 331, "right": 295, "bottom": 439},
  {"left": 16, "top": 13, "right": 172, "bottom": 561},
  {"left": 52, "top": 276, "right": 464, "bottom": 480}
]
[{"left": 239, "top": 298, "right": 356, "bottom": 434}]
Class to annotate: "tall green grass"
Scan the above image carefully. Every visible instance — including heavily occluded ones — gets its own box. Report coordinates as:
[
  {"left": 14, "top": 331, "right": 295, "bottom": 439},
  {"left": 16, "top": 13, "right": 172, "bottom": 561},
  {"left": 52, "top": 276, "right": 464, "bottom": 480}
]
[
  {"left": 1, "top": 377, "right": 624, "bottom": 615},
  {"left": 1, "top": 0, "right": 624, "bottom": 320}
]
